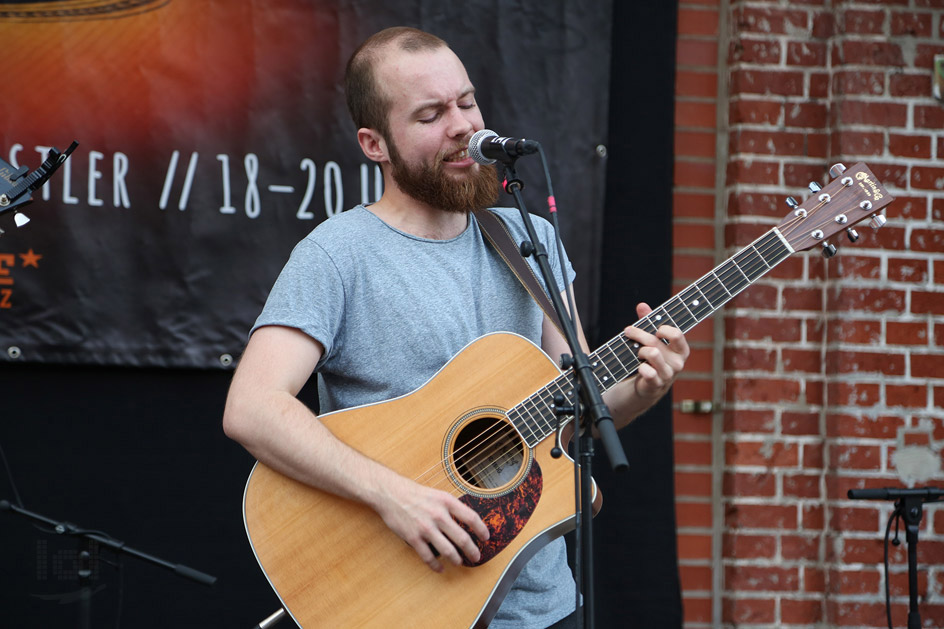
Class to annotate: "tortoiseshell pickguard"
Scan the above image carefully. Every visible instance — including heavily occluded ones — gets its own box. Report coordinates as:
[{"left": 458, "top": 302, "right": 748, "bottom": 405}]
[{"left": 458, "top": 460, "right": 543, "bottom": 567}]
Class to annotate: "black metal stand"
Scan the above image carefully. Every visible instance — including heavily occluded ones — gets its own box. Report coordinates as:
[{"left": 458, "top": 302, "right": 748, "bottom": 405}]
[
  {"left": 848, "top": 487, "right": 944, "bottom": 629},
  {"left": 500, "top": 158, "right": 628, "bottom": 629},
  {"left": 1, "top": 499, "right": 216, "bottom": 627}
]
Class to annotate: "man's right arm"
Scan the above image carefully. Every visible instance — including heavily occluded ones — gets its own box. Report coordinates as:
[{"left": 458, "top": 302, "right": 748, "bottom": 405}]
[{"left": 222, "top": 325, "right": 488, "bottom": 571}]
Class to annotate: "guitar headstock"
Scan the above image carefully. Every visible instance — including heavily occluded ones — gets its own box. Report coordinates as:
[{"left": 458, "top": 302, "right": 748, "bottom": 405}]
[{"left": 777, "top": 162, "right": 894, "bottom": 255}]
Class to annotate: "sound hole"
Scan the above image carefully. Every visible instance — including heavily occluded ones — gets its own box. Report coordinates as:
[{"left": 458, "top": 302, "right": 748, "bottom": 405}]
[{"left": 453, "top": 417, "right": 525, "bottom": 491}]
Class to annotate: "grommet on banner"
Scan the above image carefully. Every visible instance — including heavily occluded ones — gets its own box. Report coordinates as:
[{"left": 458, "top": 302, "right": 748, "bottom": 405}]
[
  {"left": 7, "top": 346, "right": 22, "bottom": 359},
  {"left": 220, "top": 353, "right": 234, "bottom": 367}
]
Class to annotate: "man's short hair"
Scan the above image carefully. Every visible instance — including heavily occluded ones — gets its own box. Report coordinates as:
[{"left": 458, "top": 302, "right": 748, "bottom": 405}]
[{"left": 344, "top": 27, "right": 448, "bottom": 139}]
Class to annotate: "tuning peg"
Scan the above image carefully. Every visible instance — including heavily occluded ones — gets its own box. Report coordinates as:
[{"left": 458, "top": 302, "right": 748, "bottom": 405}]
[
  {"left": 13, "top": 212, "right": 29, "bottom": 227},
  {"left": 829, "top": 163, "right": 847, "bottom": 178},
  {"left": 846, "top": 228, "right": 860, "bottom": 243},
  {"left": 808, "top": 182, "right": 823, "bottom": 194},
  {"left": 821, "top": 242, "right": 838, "bottom": 258},
  {"left": 869, "top": 214, "right": 887, "bottom": 230},
  {"left": 786, "top": 196, "right": 799, "bottom": 209}
]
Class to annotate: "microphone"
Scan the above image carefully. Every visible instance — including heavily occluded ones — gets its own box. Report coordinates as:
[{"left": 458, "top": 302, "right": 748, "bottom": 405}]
[{"left": 468, "top": 129, "right": 539, "bottom": 165}]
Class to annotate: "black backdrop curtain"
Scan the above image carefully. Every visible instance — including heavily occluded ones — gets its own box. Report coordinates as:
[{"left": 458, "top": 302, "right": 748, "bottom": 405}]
[{"left": 0, "top": 2, "right": 681, "bottom": 627}]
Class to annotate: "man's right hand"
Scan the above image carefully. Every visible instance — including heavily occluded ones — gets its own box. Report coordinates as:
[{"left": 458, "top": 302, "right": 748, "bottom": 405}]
[{"left": 374, "top": 475, "right": 491, "bottom": 572}]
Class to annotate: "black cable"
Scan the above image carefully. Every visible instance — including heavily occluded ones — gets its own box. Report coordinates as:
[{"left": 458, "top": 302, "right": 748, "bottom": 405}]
[
  {"left": 884, "top": 505, "right": 901, "bottom": 629},
  {"left": 0, "top": 439, "right": 25, "bottom": 508}
]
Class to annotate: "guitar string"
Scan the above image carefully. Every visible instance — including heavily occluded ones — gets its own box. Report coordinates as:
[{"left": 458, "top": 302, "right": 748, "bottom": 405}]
[
  {"left": 411, "top": 180, "right": 873, "bottom": 497},
  {"left": 411, "top": 195, "right": 836, "bottom": 494}
]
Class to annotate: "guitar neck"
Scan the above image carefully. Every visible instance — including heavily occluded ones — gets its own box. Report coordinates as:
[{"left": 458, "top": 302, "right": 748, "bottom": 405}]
[{"left": 509, "top": 226, "right": 795, "bottom": 446}]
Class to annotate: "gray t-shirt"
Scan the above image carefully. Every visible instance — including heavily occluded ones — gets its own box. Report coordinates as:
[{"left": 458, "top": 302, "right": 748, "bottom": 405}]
[{"left": 253, "top": 205, "right": 577, "bottom": 628}]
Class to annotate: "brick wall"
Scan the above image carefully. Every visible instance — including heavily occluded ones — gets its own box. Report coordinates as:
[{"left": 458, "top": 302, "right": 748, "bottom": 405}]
[{"left": 672, "top": 0, "right": 944, "bottom": 627}]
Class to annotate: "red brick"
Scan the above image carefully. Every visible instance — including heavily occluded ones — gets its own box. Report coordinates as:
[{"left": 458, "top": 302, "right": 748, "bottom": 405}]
[
  {"left": 842, "top": 9, "right": 885, "bottom": 34},
  {"left": 913, "top": 290, "right": 944, "bottom": 314},
  {"left": 830, "top": 506, "right": 882, "bottom": 532},
  {"left": 831, "top": 130, "right": 884, "bottom": 156},
  {"left": 675, "top": 100, "right": 717, "bottom": 129},
  {"left": 677, "top": 533, "right": 712, "bottom": 559},
  {"left": 827, "top": 350, "right": 905, "bottom": 376},
  {"left": 915, "top": 43, "right": 944, "bottom": 69},
  {"left": 787, "top": 40, "right": 827, "bottom": 66},
  {"left": 833, "top": 70, "right": 885, "bottom": 96},
  {"left": 678, "top": 7, "right": 720, "bottom": 36},
  {"left": 726, "top": 502, "right": 798, "bottom": 529},
  {"left": 804, "top": 503, "right": 825, "bottom": 530},
  {"left": 731, "top": 69, "right": 805, "bottom": 96},
  {"left": 804, "top": 442, "right": 825, "bottom": 469},
  {"left": 887, "top": 320, "right": 929, "bottom": 345},
  {"left": 673, "top": 192, "right": 715, "bottom": 219},
  {"left": 888, "top": 257, "right": 929, "bottom": 283},
  {"left": 915, "top": 104, "right": 944, "bottom": 129},
  {"left": 812, "top": 11, "right": 836, "bottom": 38},
  {"left": 675, "top": 253, "right": 716, "bottom": 282},
  {"left": 836, "top": 40, "right": 904, "bottom": 66},
  {"left": 732, "top": 129, "right": 806, "bottom": 156},
  {"left": 784, "top": 162, "right": 829, "bottom": 189},
  {"left": 725, "top": 565, "right": 800, "bottom": 591},
  {"left": 675, "top": 439, "right": 712, "bottom": 466},
  {"left": 676, "top": 500, "right": 712, "bottom": 529},
  {"left": 782, "top": 349, "right": 821, "bottom": 373},
  {"left": 910, "top": 228, "right": 944, "bottom": 252},
  {"left": 827, "top": 381, "right": 881, "bottom": 407},
  {"left": 726, "top": 316, "right": 803, "bottom": 342},
  {"left": 722, "top": 597, "right": 776, "bottom": 624},
  {"left": 842, "top": 538, "right": 903, "bottom": 564},
  {"left": 724, "top": 408, "right": 776, "bottom": 433},
  {"left": 782, "top": 599, "right": 823, "bottom": 624},
  {"left": 682, "top": 595, "right": 711, "bottom": 624},
  {"left": 730, "top": 98, "right": 782, "bottom": 125},
  {"left": 892, "top": 11, "right": 933, "bottom": 36},
  {"left": 730, "top": 37, "right": 782, "bottom": 64},
  {"left": 828, "top": 287, "right": 906, "bottom": 313},
  {"left": 785, "top": 102, "right": 828, "bottom": 128},
  {"left": 734, "top": 6, "right": 810, "bottom": 34},
  {"left": 677, "top": 39, "right": 719, "bottom": 67},
  {"left": 836, "top": 100, "right": 908, "bottom": 127},
  {"left": 675, "top": 159, "right": 717, "bottom": 188},
  {"left": 782, "top": 534, "right": 820, "bottom": 561},
  {"left": 674, "top": 222, "right": 715, "bottom": 249},
  {"left": 675, "top": 130, "right": 717, "bottom": 158},
  {"left": 784, "top": 473, "right": 822, "bottom": 498},
  {"left": 725, "top": 346, "right": 774, "bottom": 371},
  {"left": 783, "top": 411, "right": 820, "bottom": 436},
  {"left": 831, "top": 568, "right": 882, "bottom": 594},
  {"left": 728, "top": 191, "right": 787, "bottom": 217},
  {"left": 830, "top": 443, "right": 882, "bottom": 470},
  {"left": 675, "top": 70, "right": 718, "bottom": 99},
  {"left": 676, "top": 471, "right": 713, "bottom": 496},
  {"left": 890, "top": 73, "right": 931, "bottom": 97},
  {"left": 828, "top": 601, "right": 895, "bottom": 627},
  {"left": 911, "top": 167, "right": 944, "bottom": 191},
  {"left": 888, "top": 384, "right": 929, "bottom": 407},
  {"left": 913, "top": 353, "right": 944, "bottom": 378},
  {"left": 722, "top": 532, "right": 775, "bottom": 558},
  {"left": 726, "top": 440, "right": 799, "bottom": 466},
  {"left": 678, "top": 564, "right": 712, "bottom": 591},
  {"left": 827, "top": 414, "right": 903, "bottom": 439},
  {"left": 889, "top": 133, "right": 932, "bottom": 158},
  {"left": 836, "top": 254, "right": 882, "bottom": 280},
  {"left": 890, "top": 195, "right": 929, "bottom": 220},
  {"left": 726, "top": 159, "right": 781, "bottom": 185},
  {"left": 724, "top": 471, "right": 776, "bottom": 497},
  {"left": 783, "top": 286, "right": 823, "bottom": 311},
  {"left": 827, "top": 319, "right": 881, "bottom": 344}
]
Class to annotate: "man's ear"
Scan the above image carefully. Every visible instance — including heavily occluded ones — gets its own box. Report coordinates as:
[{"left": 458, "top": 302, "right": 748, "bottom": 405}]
[{"left": 357, "top": 128, "right": 389, "bottom": 163}]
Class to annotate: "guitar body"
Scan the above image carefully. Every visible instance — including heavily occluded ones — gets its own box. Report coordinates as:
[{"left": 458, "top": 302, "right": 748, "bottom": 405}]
[{"left": 243, "top": 332, "right": 598, "bottom": 628}]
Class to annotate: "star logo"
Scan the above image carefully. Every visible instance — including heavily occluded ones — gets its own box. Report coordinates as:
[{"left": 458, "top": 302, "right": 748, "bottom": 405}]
[{"left": 20, "top": 249, "right": 42, "bottom": 268}]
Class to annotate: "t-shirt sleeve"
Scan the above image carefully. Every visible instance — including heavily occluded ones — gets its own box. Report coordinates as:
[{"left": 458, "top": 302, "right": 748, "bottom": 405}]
[{"left": 250, "top": 237, "right": 346, "bottom": 361}]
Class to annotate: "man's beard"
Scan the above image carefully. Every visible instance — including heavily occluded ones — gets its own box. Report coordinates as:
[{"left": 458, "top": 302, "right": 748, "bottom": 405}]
[{"left": 387, "top": 140, "right": 501, "bottom": 214}]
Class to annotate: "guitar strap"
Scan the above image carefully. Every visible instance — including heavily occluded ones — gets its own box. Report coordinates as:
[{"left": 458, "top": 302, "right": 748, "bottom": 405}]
[{"left": 473, "top": 209, "right": 566, "bottom": 338}]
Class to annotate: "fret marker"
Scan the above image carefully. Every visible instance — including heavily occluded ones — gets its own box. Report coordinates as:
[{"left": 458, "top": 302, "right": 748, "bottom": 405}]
[
  {"left": 633, "top": 342, "right": 640, "bottom": 349},
  {"left": 655, "top": 315, "right": 662, "bottom": 321},
  {"left": 692, "top": 299, "right": 700, "bottom": 306}
]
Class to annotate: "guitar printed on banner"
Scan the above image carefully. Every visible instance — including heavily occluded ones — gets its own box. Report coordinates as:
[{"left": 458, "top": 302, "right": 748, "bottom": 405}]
[
  {"left": 0, "top": 141, "right": 78, "bottom": 233},
  {"left": 242, "top": 162, "right": 894, "bottom": 628}
]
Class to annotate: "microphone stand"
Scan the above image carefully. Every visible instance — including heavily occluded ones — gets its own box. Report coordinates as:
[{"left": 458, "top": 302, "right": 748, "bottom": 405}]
[
  {"left": 847, "top": 487, "right": 944, "bottom": 629},
  {"left": 0, "top": 499, "right": 217, "bottom": 628},
  {"left": 499, "top": 158, "right": 628, "bottom": 629}
]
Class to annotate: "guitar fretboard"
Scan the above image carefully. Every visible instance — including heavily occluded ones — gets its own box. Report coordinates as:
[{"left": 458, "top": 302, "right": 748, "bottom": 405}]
[{"left": 507, "top": 227, "right": 794, "bottom": 447}]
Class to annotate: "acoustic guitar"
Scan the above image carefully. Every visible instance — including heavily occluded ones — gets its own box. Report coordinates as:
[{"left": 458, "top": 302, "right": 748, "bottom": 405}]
[{"left": 242, "top": 163, "right": 893, "bottom": 627}]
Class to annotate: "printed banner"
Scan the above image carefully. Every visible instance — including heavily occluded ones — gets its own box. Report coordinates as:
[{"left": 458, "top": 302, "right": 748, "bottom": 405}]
[{"left": 0, "top": 0, "right": 612, "bottom": 367}]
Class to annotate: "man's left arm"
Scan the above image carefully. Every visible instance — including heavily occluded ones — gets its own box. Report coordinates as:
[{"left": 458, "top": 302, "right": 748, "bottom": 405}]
[{"left": 540, "top": 289, "right": 690, "bottom": 431}]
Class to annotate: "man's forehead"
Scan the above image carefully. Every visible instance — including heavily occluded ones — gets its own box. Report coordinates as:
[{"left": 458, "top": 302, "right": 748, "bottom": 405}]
[{"left": 375, "top": 46, "right": 473, "bottom": 108}]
